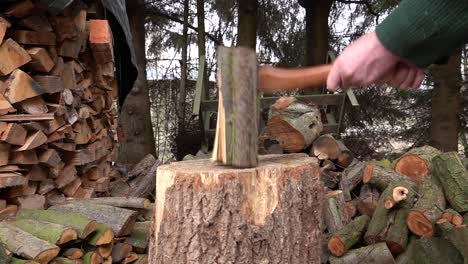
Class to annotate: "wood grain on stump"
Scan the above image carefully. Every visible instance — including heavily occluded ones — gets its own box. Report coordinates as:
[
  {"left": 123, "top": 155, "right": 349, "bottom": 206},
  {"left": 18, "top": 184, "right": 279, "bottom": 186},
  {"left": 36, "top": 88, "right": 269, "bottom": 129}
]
[{"left": 150, "top": 154, "right": 324, "bottom": 264}]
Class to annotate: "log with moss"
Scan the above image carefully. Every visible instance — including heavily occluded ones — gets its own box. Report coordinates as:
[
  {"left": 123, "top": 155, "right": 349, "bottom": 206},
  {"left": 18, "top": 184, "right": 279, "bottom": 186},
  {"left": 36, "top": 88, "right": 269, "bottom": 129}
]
[
  {"left": 9, "top": 258, "right": 39, "bottom": 264},
  {"left": 339, "top": 160, "right": 365, "bottom": 201},
  {"left": 323, "top": 190, "right": 349, "bottom": 234},
  {"left": 437, "top": 222, "right": 468, "bottom": 262},
  {"left": 407, "top": 174, "right": 446, "bottom": 237},
  {"left": 10, "top": 219, "right": 78, "bottom": 245},
  {"left": 432, "top": 152, "right": 468, "bottom": 213},
  {"left": 126, "top": 221, "right": 150, "bottom": 253},
  {"left": 363, "top": 162, "right": 415, "bottom": 191},
  {"left": 441, "top": 209, "right": 464, "bottom": 226},
  {"left": 16, "top": 209, "right": 98, "bottom": 239},
  {"left": 394, "top": 145, "right": 441, "bottom": 182},
  {"left": 329, "top": 243, "right": 394, "bottom": 264},
  {"left": 0, "top": 243, "right": 10, "bottom": 264},
  {"left": 384, "top": 208, "right": 410, "bottom": 255},
  {"left": 328, "top": 215, "right": 370, "bottom": 257},
  {"left": 0, "top": 222, "right": 60, "bottom": 263},
  {"left": 50, "top": 202, "right": 138, "bottom": 237},
  {"left": 51, "top": 257, "right": 82, "bottom": 264},
  {"left": 87, "top": 223, "right": 114, "bottom": 246},
  {"left": 356, "top": 184, "right": 380, "bottom": 217},
  {"left": 212, "top": 46, "right": 259, "bottom": 168},
  {"left": 65, "top": 197, "right": 151, "bottom": 209},
  {"left": 405, "top": 236, "right": 464, "bottom": 264}
]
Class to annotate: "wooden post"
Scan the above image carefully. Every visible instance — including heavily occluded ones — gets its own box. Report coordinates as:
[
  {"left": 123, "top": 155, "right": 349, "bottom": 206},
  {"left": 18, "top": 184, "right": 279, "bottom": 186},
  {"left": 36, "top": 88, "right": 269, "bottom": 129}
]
[
  {"left": 150, "top": 154, "right": 324, "bottom": 263},
  {"left": 212, "top": 46, "right": 258, "bottom": 168}
]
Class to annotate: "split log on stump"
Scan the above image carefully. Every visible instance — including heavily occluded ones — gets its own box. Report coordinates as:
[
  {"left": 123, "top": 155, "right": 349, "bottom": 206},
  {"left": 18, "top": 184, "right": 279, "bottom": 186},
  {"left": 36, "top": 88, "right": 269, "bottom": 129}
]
[
  {"left": 432, "top": 152, "right": 468, "bottom": 212},
  {"left": 356, "top": 184, "right": 380, "bottom": 217},
  {"left": 328, "top": 243, "right": 394, "bottom": 264},
  {"left": 339, "top": 160, "right": 365, "bottom": 201},
  {"left": 212, "top": 46, "right": 258, "bottom": 168},
  {"left": 328, "top": 215, "right": 370, "bottom": 257},
  {"left": 323, "top": 190, "right": 350, "bottom": 234},
  {"left": 405, "top": 236, "right": 464, "bottom": 264},
  {"left": 16, "top": 209, "right": 98, "bottom": 239},
  {"left": 50, "top": 202, "right": 138, "bottom": 237},
  {"left": 151, "top": 154, "right": 324, "bottom": 264},
  {"left": 0, "top": 222, "right": 60, "bottom": 263},
  {"left": 64, "top": 197, "right": 151, "bottom": 209},
  {"left": 407, "top": 174, "right": 446, "bottom": 237},
  {"left": 10, "top": 219, "right": 77, "bottom": 245},
  {"left": 363, "top": 162, "right": 415, "bottom": 191},
  {"left": 266, "top": 99, "right": 322, "bottom": 153},
  {"left": 87, "top": 223, "right": 114, "bottom": 246},
  {"left": 437, "top": 222, "right": 468, "bottom": 261},
  {"left": 126, "top": 221, "right": 150, "bottom": 253},
  {"left": 394, "top": 145, "right": 441, "bottom": 182}
]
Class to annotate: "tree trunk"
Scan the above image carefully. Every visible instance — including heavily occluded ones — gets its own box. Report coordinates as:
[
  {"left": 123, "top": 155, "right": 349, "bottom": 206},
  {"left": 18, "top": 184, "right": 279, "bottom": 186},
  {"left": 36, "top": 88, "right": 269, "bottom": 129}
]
[
  {"left": 150, "top": 154, "right": 324, "bottom": 264},
  {"left": 430, "top": 49, "right": 462, "bottom": 152},
  {"left": 177, "top": 0, "right": 189, "bottom": 136},
  {"left": 118, "top": 0, "right": 156, "bottom": 164},
  {"left": 237, "top": 0, "right": 257, "bottom": 48}
]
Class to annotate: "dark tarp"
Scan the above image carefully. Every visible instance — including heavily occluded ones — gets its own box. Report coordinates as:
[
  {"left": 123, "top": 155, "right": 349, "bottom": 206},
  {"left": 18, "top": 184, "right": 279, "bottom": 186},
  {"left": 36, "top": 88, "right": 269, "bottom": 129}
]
[{"left": 2, "top": 0, "right": 138, "bottom": 108}]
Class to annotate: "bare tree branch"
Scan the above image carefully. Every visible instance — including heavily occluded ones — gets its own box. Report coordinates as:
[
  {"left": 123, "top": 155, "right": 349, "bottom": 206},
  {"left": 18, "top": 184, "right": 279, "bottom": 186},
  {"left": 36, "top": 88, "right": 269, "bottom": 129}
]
[{"left": 335, "top": 0, "right": 378, "bottom": 17}]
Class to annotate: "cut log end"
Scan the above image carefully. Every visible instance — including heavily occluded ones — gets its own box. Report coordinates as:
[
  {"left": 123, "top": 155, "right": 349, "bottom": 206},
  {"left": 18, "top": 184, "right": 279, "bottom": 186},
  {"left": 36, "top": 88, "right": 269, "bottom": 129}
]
[
  {"left": 407, "top": 210, "right": 434, "bottom": 237},
  {"left": 395, "top": 155, "right": 428, "bottom": 181},
  {"left": 57, "top": 228, "right": 78, "bottom": 245},
  {"left": 452, "top": 215, "right": 464, "bottom": 226},
  {"left": 327, "top": 236, "right": 346, "bottom": 257},
  {"left": 265, "top": 117, "right": 305, "bottom": 152},
  {"left": 83, "top": 220, "right": 99, "bottom": 238},
  {"left": 384, "top": 186, "right": 409, "bottom": 209},
  {"left": 36, "top": 248, "right": 61, "bottom": 263}
]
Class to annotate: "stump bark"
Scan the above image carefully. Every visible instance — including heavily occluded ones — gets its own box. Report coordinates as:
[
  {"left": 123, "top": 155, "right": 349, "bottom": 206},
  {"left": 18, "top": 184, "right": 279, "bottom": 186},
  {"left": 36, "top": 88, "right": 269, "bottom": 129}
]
[{"left": 150, "top": 154, "right": 324, "bottom": 264}]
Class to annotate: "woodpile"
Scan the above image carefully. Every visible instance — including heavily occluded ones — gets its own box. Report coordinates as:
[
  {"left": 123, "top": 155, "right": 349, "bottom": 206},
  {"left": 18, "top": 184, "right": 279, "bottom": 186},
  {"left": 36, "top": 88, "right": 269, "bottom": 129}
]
[
  {"left": 0, "top": 198, "right": 151, "bottom": 263},
  {"left": 0, "top": 1, "right": 120, "bottom": 212}
]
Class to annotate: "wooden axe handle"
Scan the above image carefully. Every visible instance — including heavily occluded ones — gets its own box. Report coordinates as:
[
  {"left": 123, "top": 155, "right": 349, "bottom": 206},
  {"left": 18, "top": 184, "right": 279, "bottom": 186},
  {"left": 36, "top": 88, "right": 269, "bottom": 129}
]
[{"left": 258, "top": 64, "right": 333, "bottom": 94}]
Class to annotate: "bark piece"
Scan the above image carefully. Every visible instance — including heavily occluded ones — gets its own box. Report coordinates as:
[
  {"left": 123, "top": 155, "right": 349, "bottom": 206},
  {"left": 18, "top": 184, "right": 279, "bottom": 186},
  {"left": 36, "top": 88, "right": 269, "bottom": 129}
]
[
  {"left": 407, "top": 175, "right": 446, "bottom": 237},
  {"left": 11, "top": 219, "right": 78, "bottom": 245},
  {"left": 394, "top": 145, "right": 441, "bottom": 182},
  {"left": 0, "top": 39, "right": 31, "bottom": 76},
  {"left": 50, "top": 202, "right": 138, "bottom": 237},
  {"left": 328, "top": 215, "right": 370, "bottom": 257},
  {"left": 363, "top": 162, "right": 414, "bottom": 191},
  {"left": 328, "top": 243, "right": 394, "bottom": 264},
  {"left": 212, "top": 46, "right": 258, "bottom": 167},
  {"left": 5, "top": 70, "right": 46, "bottom": 104},
  {"left": 406, "top": 236, "right": 464, "bottom": 264},
  {"left": 26, "top": 48, "right": 54, "bottom": 73},
  {"left": 88, "top": 223, "right": 114, "bottom": 246},
  {"left": 432, "top": 152, "right": 468, "bottom": 212},
  {"left": 0, "top": 222, "right": 60, "bottom": 263},
  {"left": 89, "top": 20, "right": 114, "bottom": 64},
  {"left": 266, "top": 101, "right": 322, "bottom": 153},
  {"left": 126, "top": 221, "right": 150, "bottom": 253},
  {"left": 10, "top": 31, "right": 56, "bottom": 46},
  {"left": 151, "top": 154, "right": 323, "bottom": 263},
  {"left": 16, "top": 209, "right": 98, "bottom": 239},
  {"left": 323, "top": 190, "right": 350, "bottom": 234}
]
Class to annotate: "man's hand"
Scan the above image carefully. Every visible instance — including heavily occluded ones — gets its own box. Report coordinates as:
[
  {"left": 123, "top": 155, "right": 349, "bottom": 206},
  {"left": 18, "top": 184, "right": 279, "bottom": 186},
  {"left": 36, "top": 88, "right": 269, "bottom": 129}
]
[{"left": 327, "top": 32, "right": 425, "bottom": 91}]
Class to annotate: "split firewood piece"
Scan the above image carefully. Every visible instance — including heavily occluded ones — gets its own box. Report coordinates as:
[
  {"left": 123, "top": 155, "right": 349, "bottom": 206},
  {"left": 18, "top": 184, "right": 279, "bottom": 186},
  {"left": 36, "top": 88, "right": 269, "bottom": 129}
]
[
  {"left": 89, "top": 20, "right": 114, "bottom": 64},
  {"left": 25, "top": 165, "right": 48, "bottom": 181},
  {"left": 441, "top": 209, "right": 464, "bottom": 226},
  {"left": 45, "top": 191, "right": 66, "bottom": 207},
  {"left": 126, "top": 221, "right": 150, "bottom": 253},
  {"left": 339, "top": 160, "right": 365, "bottom": 201},
  {"left": 37, "top": 179, "right": 55, "bottom": 195},
  {"left": 10, "top": 219, "right": 78, "bottom": 245},
  {"left": 26, "top": 48, "right": 54, "bottom": 73},
  {"left": 5, "top": 70, "right": 46, "bottom": 104},
  {"left": 362, "top": 162, "right": 414, "bottom": 191},
  {"left": 50, "top": 202, "right": 139, "bottom": 237},
  {"left": 39, "top": 149, "right": 61, "bottom": 167},
  {"left": 405, "top": 236, "right": 464, "bottom": 264},
  {"left": 123, "top": 253, "right": 138, "bottom": 264},
  {"left": 10, "top": 150, "right": 38, "bottom": 165},
  {"left": 0, "top": 172, "right": 27, "bottom": 189},
  {"left": 66, "top": 197, "right": 152, "bottom": 209},
  {"left": 407, "top": 174, "right": 446, "bottom": 237},
  {"left": 0, "top": 143, "right": 9, "bottom": 165},
  {"left": 266, "top": 100, "right": 322, "bottom": 153},
  {"left": 0, "top": 93, "right": 15, "bottom": 115},
  {"left": 328, "top": 243, "right": 394, "bottom": 264},
  {"left": 51, "top": 257, "right": 82, "bottom": 264},
  {"left": 394, "top": 145, "right": 441, "bottom": 182},
  {"left": 211, "top": 47, "right": 258, "bottom": 167},
  {"left": 0, "top": 114, "right": 54, "bottom": 122},
  {"left": 58, "top": 39, "right": 83, "bottom": 59},
  {"left": 111, "top": 243, "right": 133, "bottom": 263},
  {"left": 12, "top": 194, "right": 46, "bottom": 209},
  {"left": 16, "top": 96, "right": 48, "bottom": 115},
  {"left": 0, "top": 199, "right": 5, "bottom": 210},
  {"left": 0, "top": 39, "right": 31, "bottom": 76},
  {"left": 83, "top": 251, "right": 102, "bottom": 264},
  {"left": 55, "top": 165, "right": 77, "bottom": 189},
  {"left": 312, "top": 134, "right": 342, "bottom": 160},
  {"left": 323, "top": 190, "right": 350, "bottom": 234},
  {"left": 0, "top": 222, "right": 60, "bottom": 263},
  {"left": 61, "top": 178, "right": 82, "bottom": 197},
  {"left": 50, "top": 57, "right": 64, "bottom": 76},
  {"left": 0, "top": 204, "right": 18, "bottom": 220},
  {"left": 62, "top": 248, "right": 84, "bottom": 260},
  {"left": 1, "top": 123, "right": 27, "bottom": 145},
  {"left": 16, "top": 209, "right": 98, "bottom": 239},
  {"left": 10, "top": 30, "right": 56, "bottom": 46},
  {"left": 328, "top": 215, "right": 370, "bottom": 257},
  {"left": 437, "top": 222, "right": 468, "bottom": 261},
  {"left": 15, "top": 131, "right": 47, "bottom": 151},
  {"left": 432, "top": 152, "right": 468, "bottom": 212},
  {"left": 17, "top": 15, "right": 53, "bottom": 32},
  {"left": 33, "top": 76, "right": 65, "bottom": 94},
  {"left": 4, "top": 182, "right": 38, "bottom": 198},
  {"left": 62, "top": 62, "right": 77, "bottom": 91},
  {"left": 51, "top": 16, "right": 79, "bottom": 42},
  {"left": 87, "top": 223, "right": 114, "bottom": 246},
  {"left": 356, "top": 184, "right": 380, "bottom": 217},
  {"left": 4, "top": 0, "right": 35, "bottom": 18}
]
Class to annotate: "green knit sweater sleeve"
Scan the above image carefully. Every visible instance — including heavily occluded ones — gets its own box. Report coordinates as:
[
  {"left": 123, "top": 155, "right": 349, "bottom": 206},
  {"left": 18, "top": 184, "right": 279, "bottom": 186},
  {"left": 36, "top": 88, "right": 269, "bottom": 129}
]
[{"left": 376, "top": 0, "right": 468, "bottom": 67}]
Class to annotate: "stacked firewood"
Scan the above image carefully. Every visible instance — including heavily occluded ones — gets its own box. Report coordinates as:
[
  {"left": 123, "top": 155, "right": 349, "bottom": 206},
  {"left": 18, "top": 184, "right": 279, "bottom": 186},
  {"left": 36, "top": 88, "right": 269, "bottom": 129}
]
[
  {"left": 0, "top": 197, "right": 151, "bottom": 264},
  {"left": 261, "top": 97, "right": 468, "bottom": 263},
  {"left": 0, "top": 0, "right": 119, "bottom": 212}
]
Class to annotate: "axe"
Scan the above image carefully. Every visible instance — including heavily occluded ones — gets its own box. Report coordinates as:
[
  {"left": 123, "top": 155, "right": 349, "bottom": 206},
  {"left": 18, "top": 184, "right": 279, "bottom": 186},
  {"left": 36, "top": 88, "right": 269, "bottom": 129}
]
[{"left": 212, "top": 46, "right": 333, "bottom": 168}]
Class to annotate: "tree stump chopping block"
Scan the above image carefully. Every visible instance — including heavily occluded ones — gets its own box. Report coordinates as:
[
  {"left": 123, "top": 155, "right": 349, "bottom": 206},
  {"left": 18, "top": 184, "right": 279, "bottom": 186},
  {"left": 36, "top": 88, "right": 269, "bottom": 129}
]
[{"left": 150, "top": 154, "right": 324, "bottom": 264}]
